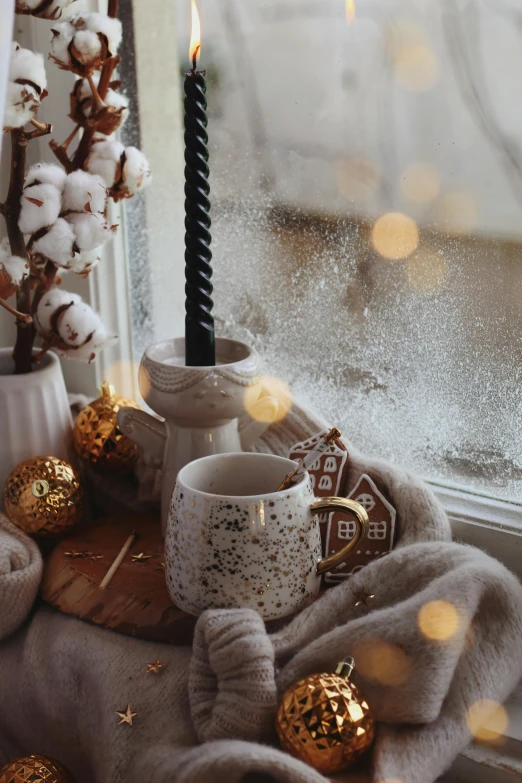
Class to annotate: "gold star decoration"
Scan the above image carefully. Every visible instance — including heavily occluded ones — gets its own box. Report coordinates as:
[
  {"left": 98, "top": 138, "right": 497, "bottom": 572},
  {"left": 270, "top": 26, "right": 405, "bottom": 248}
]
[
  {"left": 146, "top": 658, "right": 166, "bottom": 674},
  {"left": 116, "top": 704, "right": 137, "bottom": 725},
  {"left": 131, "top": 552, "right": 153, "bottom": 562},
  {"left": 64, "top": 550, "right": 88, "bottom": 558},
  {"left": 354, "top": 590, "right": 375, "bottom": 608}
]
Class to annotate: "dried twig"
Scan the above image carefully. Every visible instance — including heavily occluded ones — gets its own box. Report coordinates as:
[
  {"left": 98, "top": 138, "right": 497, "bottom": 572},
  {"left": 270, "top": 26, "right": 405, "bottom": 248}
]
[
  {"left": 25, "top": 122, "right": 53, "bottom": 141},
  {"left": 0, "top": 298, "right": 32, "bottom": 324}
]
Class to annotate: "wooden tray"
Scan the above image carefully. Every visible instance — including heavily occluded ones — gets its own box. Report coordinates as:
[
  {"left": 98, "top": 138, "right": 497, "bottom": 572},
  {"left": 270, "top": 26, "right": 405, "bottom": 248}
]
[{"left": 41, "top": 515, "right": 196, "bottom": 645}]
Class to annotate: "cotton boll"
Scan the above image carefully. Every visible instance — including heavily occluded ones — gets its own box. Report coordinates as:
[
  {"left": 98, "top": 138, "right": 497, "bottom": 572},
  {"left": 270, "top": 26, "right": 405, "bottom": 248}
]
[
  {"left": 75, "top": 78, "right": 129, "bottom": 125},
  {"left": 3, "top": 43, "right": 47, "bottom": 130},
  {"left": 84, "top": 13, "right": 122, "bottom": 54},
  {"left": 50, "top": 14, "right": 121, "bottom": 75},
  {"left": 67, "top": 322, "right": 116, "bottom": 361},
  {"left": 0, "top": 238, "right": 28, "bottom": 299},
  {"left": 9, "top": 43, "right": 47, "bottom": 94},
  {"left": 86, "top": 140, "right": 124, "bottom": 187},
  {"left": 16, "top": 0, "right": 81, "bottom": 20},
  {"left": 68, "top": 245, "right": 102, "bottom": 275},
  {"left": 57, "top": 298, "right": 102, "bottom": 346},
  {"left": 3, "top": 82, "right": 40, "bottom": 129},
  {"left": 63, "top": 169, "right": 107, "bottom": 213},
  {"left": 37, "top": 290, "right": 116, "bottom": 362},
  {"left": 112, "top": 147, "right": 152, "bottom": 200},
  {"left": 19, "top": 183, "right": 62, "bottom": 234},
  {"left": 0, "top": 238, "right": 28, "bottom": 296},
  {"left": 72, "top": 30, "right": 102, "bottom": 64},
  {"left": 74, "top": 72, "right": 100, "bottom": 102},
  {"left": 30, "top": 217, "right": 75, "bottom": 266},
  {"left": 105, "top": 89, "right": 128, "bottom": 120},
  {"left": 35, "top": 288, "right": 81, "bottom": 335},
  {"left": 65, "top": 212, "right": 108, "bottom": 251},
  {"left": 25, "top": 162, "right": 67, "bottom": 192},
  {"left": 3, "top": 256, "right": 28, "bottom": 285},
  {"left": 49, "top": 21, "right": 75, "bottom": 67}
]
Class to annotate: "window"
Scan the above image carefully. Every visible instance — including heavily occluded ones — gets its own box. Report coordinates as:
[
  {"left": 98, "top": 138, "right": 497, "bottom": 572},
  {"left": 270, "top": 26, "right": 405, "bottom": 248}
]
[{"left": 136, "top": 0, "right": 522, "bottom": 506}]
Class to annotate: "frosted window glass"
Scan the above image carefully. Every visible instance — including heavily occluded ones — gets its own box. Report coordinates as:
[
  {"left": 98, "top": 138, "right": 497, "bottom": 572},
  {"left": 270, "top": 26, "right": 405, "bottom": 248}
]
[{"left": 169, "top": 0, "right": 522, "bottom": 500}]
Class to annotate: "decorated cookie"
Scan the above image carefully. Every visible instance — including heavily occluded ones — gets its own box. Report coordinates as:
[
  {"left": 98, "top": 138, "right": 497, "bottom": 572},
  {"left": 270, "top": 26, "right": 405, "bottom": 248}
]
[
  {"left": 288, "top": 430, "right": 350, "bottom": 561},
  {"left": 324, "top": 473, "right": 397, "bottom": 584}
]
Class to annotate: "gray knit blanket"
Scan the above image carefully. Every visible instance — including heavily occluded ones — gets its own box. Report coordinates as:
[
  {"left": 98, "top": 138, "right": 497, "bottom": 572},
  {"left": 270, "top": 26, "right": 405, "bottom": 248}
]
[{"left": 0, "top": 404, "right": 521, "bottom": 783}]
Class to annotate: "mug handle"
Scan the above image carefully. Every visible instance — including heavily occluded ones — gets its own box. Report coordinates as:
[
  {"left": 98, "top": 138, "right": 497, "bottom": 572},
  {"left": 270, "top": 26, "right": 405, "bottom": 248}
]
[{"left": 311, "top": 497, "right": 370, "bottom": 576}]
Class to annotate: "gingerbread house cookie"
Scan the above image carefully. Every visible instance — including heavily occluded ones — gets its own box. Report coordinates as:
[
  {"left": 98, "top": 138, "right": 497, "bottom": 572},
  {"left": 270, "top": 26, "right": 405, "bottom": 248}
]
[
  {"left": 324, "top": 473, "right": 397, "bottom": 584},
  {"left": 288, "top": 430, "right": 350, "bottom": 558}
]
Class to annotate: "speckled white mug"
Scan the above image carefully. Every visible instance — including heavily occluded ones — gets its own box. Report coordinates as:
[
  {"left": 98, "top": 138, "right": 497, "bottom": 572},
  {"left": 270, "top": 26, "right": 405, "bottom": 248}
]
[{"left": 165, "top": 453, "right": 369, "bottom": 621}]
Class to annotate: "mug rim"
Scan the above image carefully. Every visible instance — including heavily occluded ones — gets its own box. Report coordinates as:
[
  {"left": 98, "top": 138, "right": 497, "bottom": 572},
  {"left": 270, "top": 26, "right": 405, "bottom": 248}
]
[{"left": 176, "top": 452, "right": 308, "bottom": 500}]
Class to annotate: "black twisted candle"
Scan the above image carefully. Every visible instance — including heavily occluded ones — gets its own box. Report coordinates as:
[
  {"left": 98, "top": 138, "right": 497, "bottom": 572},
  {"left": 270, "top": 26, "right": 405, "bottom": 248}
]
[{"left": 184, "top": 65, "right": 215, "bottom": 367}]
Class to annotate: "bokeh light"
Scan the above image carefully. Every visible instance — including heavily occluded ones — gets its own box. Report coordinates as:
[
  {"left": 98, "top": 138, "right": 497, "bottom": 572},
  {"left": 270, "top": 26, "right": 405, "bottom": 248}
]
[
  {"left": 354, "top": 638, "right": 412, "bottom": 686},
  {"left": 467, "top": 700, "right": 508, "bottom": 743},
  {"left": 345, "top": 0, "right": 355, "bottom": 24},
  {"left": 406, "top": 249, "right": 447, "bottom": 292},
  {"left": 418, "top": 600, "right": 461, "bottom": 641},
  {"left": 105, "top": 359, "right": 143, "bottom": 401},
  {"left": 244, "top": 376, "right": 292, "bottom": 424},
  {"left": 386, "top": 21, "right": 426, "bottom": 57},
  {"left": 434, "top": 192, "right": 478, "bottom": 236},
  {"left": 338, "top": 157, "right": 379, "bottom": 204},
  {"left": 372, "top": 212, "right": 419, "bottom": 260},
  {"left": 401, "top": 163, "right": 440, "bottom": 203},
  {"left": 394, "top": 44, "right": 439, "bottom": 92}
]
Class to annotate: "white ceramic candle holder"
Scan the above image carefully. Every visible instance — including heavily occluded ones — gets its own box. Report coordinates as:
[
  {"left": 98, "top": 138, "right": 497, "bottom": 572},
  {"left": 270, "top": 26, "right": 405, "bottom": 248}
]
[{"left": 117, "top": 337, "right": 277, "bottom": 534}]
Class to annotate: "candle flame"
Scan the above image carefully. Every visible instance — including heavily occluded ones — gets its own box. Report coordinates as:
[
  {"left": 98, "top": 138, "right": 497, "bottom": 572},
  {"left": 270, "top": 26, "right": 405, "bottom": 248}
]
[
  {"left": 189, "top": 0, "right": 202, "bottom": 68},
  {"left": 345, "top": 0, "right": 356, "bottom": 23}
]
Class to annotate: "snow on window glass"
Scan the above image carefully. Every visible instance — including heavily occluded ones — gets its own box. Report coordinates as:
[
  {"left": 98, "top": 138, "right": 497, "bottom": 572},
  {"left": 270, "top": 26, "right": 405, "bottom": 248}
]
[{"left": 171, "top": 0, "right": 522, "bottom": 500}]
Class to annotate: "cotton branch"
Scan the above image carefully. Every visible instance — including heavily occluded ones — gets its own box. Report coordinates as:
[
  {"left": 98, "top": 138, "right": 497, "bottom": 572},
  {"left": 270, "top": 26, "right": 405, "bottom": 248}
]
[
  {"left": 0, "top": 297, "right": 32, "bottom": 324},
  {"left": 3, "top": 130, "right": 34, "bottom": 373}
]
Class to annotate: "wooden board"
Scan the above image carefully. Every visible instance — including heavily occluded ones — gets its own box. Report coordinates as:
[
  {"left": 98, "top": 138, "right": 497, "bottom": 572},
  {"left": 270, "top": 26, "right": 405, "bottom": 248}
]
[{"left": 41, "top": 515, "right": 196, "bottom": 645}]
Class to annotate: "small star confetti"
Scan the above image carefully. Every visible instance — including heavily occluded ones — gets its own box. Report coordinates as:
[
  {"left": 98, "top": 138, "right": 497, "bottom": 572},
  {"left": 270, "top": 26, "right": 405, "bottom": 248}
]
[
  {"left": 146, "top": 658, "right": 165, "bottom": 674},
  {"left": 116, "top": 705, "right": 137, "bottom": 725},
  {"left": 354, "top": 591, "right": 375, "bottom": 608},
  {"left": 64, "top": 550, "right": 88, "bottom": 558},
  {"left": 131, "top": 552, "right": 153, "bottom": 562},
  {"left": 154, "top": 562, "right": 166, "bottom": 572}
]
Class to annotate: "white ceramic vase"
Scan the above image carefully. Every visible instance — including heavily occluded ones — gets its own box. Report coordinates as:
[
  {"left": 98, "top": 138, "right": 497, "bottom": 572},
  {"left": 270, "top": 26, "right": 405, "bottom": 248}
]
[{"left": 0, "top": 348, "right": 73, "bottom": 497}]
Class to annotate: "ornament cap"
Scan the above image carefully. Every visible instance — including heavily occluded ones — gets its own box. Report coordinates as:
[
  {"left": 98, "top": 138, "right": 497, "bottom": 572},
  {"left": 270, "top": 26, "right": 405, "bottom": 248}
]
[
  {"left": 335, "top": 657, "right": 355, "bottom": 679},
  {"left": 100, "top": 380, "right": 116, "bottom": 400}
]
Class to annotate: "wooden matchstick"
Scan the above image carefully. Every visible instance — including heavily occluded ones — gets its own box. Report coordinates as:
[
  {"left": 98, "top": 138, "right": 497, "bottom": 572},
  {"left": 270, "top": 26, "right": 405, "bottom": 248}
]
[{"left": 99, "top": 530, "right": 137, "bottom": 590}]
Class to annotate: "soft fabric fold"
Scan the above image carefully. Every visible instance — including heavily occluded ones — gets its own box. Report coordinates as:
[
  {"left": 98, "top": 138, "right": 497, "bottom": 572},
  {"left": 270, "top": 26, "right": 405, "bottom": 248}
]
[
  {"left": 0, "top": 515, "right": 42, "bottom": 641},
  {"left": 189, "top": 542, "right": 522, "bottom": 783}
]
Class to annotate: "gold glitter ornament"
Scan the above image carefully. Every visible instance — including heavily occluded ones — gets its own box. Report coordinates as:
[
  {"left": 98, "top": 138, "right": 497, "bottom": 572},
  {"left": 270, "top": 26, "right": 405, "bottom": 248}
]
[
  {"left": 73, "top": 381, "right": 140, "bottom": 474},
  {"left": 3, "top": 457, "right": 84, "bottom": 536},
  {"left": 0, "top": 754, "right": 75, "bottom": 783},
  {"left": 276, "top": 658, "right": 374, "bottom": 775}
]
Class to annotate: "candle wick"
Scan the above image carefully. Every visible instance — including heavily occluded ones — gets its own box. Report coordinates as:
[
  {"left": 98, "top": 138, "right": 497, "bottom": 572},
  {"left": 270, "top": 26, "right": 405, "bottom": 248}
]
[{"left": 192, "top": 45, "right": 200, "bottom": 72}]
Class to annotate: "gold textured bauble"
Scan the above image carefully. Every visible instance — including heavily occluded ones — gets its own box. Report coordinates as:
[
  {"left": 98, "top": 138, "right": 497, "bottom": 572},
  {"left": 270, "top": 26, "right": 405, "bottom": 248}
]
[
  {"left": 0, "top": 754, "right": 75, "bottom": 783},
  {"left": 73, "top": 381, "right": 140, "bottom": 474},
  {"left": 3, "top": 457, "right": 84, "bottom": 536},
  {"left": 276, "top": 659, "right": 374, "bottom": 775}
]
